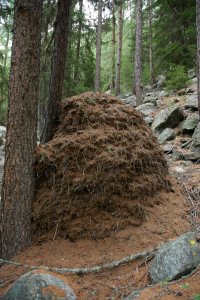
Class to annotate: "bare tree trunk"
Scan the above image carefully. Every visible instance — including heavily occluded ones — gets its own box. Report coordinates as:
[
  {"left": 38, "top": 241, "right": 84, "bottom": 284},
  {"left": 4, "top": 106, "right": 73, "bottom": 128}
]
[
  {"left": 0, "top": 0, "right": 42, "bottom": 260},
  {"left": 94, "top": 0, "right": 103, "bottom": 92},
  {"left": 41, "top": 0, "right": 71, "bottom": 143},
  {"left": 74, "top": 0, "right": 83, "bottom": 82},
  {"left": 115, "top": 0, "right": 123, "bottom": 96},
  {"left": 197, "top": 0, "right": 200, "bottom": 116},
  {"left": 133, "top": 0, "right": 143, "bottom": 105},
  {"left": 110, "top": 0, "right": 116, "bottom": 92},
  {"left": 148, "top": 0, "right": 154, "bottom": 86}
]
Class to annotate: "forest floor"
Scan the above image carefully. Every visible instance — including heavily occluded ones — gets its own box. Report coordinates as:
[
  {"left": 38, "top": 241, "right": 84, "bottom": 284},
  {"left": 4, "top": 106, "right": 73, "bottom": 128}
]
[{"left": 0, "top": 92, "right": 200, "bottom": 300}]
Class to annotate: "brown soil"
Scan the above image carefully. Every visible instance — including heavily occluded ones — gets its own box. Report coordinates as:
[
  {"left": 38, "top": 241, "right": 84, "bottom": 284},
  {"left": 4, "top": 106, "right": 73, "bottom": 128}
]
[{"left": 0, "top": 92, "right": 199, "bottom": 299}]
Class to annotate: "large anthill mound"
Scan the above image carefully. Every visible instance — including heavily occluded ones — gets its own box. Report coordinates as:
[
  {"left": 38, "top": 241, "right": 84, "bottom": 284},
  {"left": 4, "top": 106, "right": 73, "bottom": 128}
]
[{"left": 32, "top": 92, "right": 171, "bottom": 242}]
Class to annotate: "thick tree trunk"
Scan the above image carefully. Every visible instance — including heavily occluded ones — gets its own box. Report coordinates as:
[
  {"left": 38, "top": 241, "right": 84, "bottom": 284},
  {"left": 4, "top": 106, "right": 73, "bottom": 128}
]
[
  {"left": 41, "top": 0, "right": 71, "bottom": 143},
  {"left": 0, "top": 0, "right": 42, "bottom": 260},
  {"left": 94, "top": 0, "right": 103, "bottom": 92},
  {"left": 197, "top": 0, "right": 200, "bottom": 116},
  {"left": 148, "top": 0, "right": 154, "bottom": 86},
  {"left": 133, "top": 0, "right": 143, "bottom": 106},
  {"left": 110, "top": 0, "right": 116, "bottom": 92},
  {"left": 115, "top": 0, "right": 123, "bottom": 96},
  {"left": 74, "top": 0, "right": 83, "bottom": 82}
]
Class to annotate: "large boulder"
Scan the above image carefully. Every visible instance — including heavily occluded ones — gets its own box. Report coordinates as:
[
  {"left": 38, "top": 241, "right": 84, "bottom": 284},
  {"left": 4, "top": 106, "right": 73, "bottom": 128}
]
[
  {"left": 191, "top": 122, "right": 200, "bottom": 151},
  {"left": 184, "top": 94, "right": 198, "bottom": 110},
  {"left": 0, "top": 271, "right": 77, "bottom": 300},
  {"left": 151, "top": 106, "right": 183, "bottom": 135},
  {"left": 149, "top": 232, "right": 200, "bottom": 284},
  {"left": 157, "top": 128, "right": 176, "bottom": 144},
  {"left": 183, "top": 151, "right": 200, "bottom": 161},
  {"left": 182, "top": 116, "right": 199, "bottom": 134},
  {"left": 136, "top": 103, "right": 155, "bottom": 117},
  {"left": 121, "top": 95, "right": 137, "bottom": 107}
]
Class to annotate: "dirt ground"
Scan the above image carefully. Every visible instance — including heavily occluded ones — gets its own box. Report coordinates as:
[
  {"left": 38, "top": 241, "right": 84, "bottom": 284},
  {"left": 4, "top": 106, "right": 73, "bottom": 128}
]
[{"left": 0, "top": 92, "right": 200, "bottom": 299}]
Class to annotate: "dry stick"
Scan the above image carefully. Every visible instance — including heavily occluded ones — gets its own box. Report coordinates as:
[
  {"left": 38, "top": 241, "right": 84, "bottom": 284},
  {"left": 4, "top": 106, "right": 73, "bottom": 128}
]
[{"left": 0, "top": 247, "right": 157, "bottom": 275}]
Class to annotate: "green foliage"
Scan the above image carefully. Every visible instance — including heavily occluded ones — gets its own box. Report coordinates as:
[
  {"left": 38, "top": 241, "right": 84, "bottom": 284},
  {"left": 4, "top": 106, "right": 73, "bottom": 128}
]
[
  {"left": 165, "top": 65, "right": 190, "bottom": 91},
  {"left": 193, "top": 294, "right": 200, "bottom": 300}
]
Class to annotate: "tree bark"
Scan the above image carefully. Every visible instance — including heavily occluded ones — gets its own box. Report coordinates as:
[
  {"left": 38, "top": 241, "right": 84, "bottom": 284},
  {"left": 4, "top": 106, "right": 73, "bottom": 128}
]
[
  {"left": 110, "top": 0, "right": 116, "bottom": 92},
  {"left": 0, "top": 0, "right": 42, "bottom": 260},
  {"left": 133, "top": 0, "right": 143, "bottom": 106},
  {"left": 148, "top": 0, "right": 154, "bottom": 86},
  {"left": 94, "top": 0, "right": 103, "bottom": 92},
  {"left": 197, "top": 0, "right": 200, "bottom": 116},
  {"left": 41, "top": 0, "right": 71, "bottom": 143},
  {"left": 74, "top": 0, "right": 83, "bottom": 82},
  {"left": 115, "top": 0, "right": 123, "bottom": 96}
]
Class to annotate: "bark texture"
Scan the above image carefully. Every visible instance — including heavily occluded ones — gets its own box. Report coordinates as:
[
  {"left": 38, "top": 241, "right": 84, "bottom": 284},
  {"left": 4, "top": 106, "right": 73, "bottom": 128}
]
[
  {"left": 115, "top": 0, "right": 123, "bottom": 96},
  {"left": 148, "top": 0, "right": 154, "bottom": 85},
  {"left": 94, "top": 0, "right": 103, "bottom": 92},
  {"left": 74, "top": 0, "right": 83, "bottom": 82},
  {"left": 41, "top": 0, "right": 71, "bottom": 143},
  {"left": 134, "top": 0, "right": 143, "bottom": 106},
  {"left": 197, "top": 0, "right": 200, "bottom": 116},
  {"left": 0, "top": 0, "right": 42, "bottom": 260},
  {"left": 110, "top": 0, "right": 116, "bottom": 92}
]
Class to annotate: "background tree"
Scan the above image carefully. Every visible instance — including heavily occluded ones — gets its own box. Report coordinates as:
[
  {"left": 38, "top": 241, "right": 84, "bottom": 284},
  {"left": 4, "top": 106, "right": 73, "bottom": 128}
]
[
  {"left": 197, "top": 0, "right": 200, "bottom": 115},
  {"left": 94, "top": 0, "right": 103, "bottom": 91},
  {"left": 0, "top": 0, "right": 42, "bottom": 260},
  {"left": 115, "top": 0, "right": 123, "bottom": 96},
  {"left": 41, "top": 0, "right": 71, "bottom": 143},
  {"left": 148, "top": 0, "right": 154, "bottom": 85}
]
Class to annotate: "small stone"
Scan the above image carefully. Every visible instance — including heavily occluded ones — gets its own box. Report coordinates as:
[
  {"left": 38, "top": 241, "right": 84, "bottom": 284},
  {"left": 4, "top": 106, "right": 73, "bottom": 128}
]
[
  {"left": 173, "top": 148, "right": 183, "bottom": 161},
  {"left": 182, "top": 116, "right": 199, "bottom": 133},
  {"left": 158, "top": 128, "right": 176, "bottom": 144}
]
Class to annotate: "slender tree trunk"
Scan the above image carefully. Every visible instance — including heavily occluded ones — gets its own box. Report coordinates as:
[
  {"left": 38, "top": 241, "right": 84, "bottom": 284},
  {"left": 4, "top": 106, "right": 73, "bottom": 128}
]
[
  {"left": 197, "top": 0, "right": 200, "bottom": 116},
  {"left": 74, "top": 0, "right": 83, "bottom": 82},
  {"left": 148, "top": 0, "right": 154, "bottom": 86},
  {"left": 0, "top": 0, "right": 42, "bottom": 260},
  {"left": 133, "top": 0, "right": 143, "bottom": 105},
  {"left": 3, "top": 26, "right": 10, "bottom": 68},
  {"left": 110, "top": 0, "right": 116, "bottom": 92},
  {"left": 94, "top": 0, "right": 103, "bottom": 92},
  {"left": 41, "top": 0, "right": 71, "bottom": 143},
  {"left": 115, "top": 0, "right": 123, "bottom": 96}
]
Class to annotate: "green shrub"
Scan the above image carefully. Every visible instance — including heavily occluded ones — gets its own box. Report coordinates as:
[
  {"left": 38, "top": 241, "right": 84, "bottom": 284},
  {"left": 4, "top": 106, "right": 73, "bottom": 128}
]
[{"left": 165, "top": 65, "right": 190, "bottom": 91}]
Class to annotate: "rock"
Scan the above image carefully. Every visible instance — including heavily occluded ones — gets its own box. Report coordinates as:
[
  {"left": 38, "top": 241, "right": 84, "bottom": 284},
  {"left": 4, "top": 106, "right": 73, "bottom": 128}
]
[
  {"left": 171, "top": 98, "right": 180, "bottom": 104},
  {"left": 151, "top": 106, "right": 184, "bottom": 135},
  {"left": 178, "top": 89, "right": 187, "bottom": 96},
  {"left": 184, "top": 94, "right": 198, "bottom": 110},
  {"left": 149, "top": 232, "right": 200, "bottom": 284},
  {"left": 183, "top": 151, "right": 200, "bottom": 161},
  {"left": 0, "top": 126, "right": 6, "bottom": 139},
  {"left": 123, "top": 290, "right": 142, "bottom": 300},
  {"left": 190, "top": 77, "right": 197, "bottom": 84},
  {"left": 156, "top": 75, "right": 166, "bottom": 89},
  {"left": 143, "top": 96, "right": 157, "bottom": 105},
  {"left": 186, "top": 87, "right": 197, "bottom": 94},
  {"left": 161, "top": 144, "right": 173, "bottom": 153},
  {"left": 180, "top": 161, "right": 193, "bottom": 167},
  {"left": 121, "top": 95, "right": 137, "bottom": 107},
  {"left": 157, "top": 128, "right": 176, "bottom": 144},
  {"left": 136, "top": 103, "right": 155, "bottom": 117},
  {"left": 174, "top": 167, "right": 185, "bottom": 173},
  {"left": 181, "top": 139, "right": 192, "bottom": 148},
  {"left": 191, "top": 123, "right": 200, "bottom": 151},
  {"left": 173, "top": 148, "right": 183, "bottom": 161},
  {"left": 144, "top": 117, "right": 154, "bottom": 125},
  {"left": 1, "top": 271, "right": 77, "bottom": 300},
  {"left": 105, "top": 90, "right": 111, "bottom": 95},
  {"left": 182, "top": 116, "right": 199, "bottom": 133}
]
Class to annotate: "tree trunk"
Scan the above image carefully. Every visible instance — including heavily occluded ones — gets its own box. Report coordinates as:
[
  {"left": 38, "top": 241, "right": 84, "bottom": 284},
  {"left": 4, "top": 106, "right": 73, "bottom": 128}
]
[
  {"left": 74, "top": 0, "right": 83, "bottom": 82},
  {"left": 115, "top": 0, "right": 123, "bottom": 96},
  {"left": 148, "top": 0, "right": 154, "bottom": 86},
  {"left": 110, "top": 0, "right": 116, "bottom": 92},
  {"left": 94, "top": 0, "right": 103, "bottom": 92},
  {"left": 41, "top": 0, "right": 71, "bottom": 143},
  {"left": 133, "top": 0, "right": 143, "bottom": 106},
  {"left": 197, "top": 0, "right": 200, "bottom": 116},
  {"left": 0, "top": 0, "right": 42, "bottom": 260}
]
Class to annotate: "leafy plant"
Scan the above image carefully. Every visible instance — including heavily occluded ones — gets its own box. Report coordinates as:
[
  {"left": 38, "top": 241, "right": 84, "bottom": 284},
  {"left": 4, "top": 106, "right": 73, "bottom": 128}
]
[{"left": 165, "top": 65, "right": 190, "bottom": 91}]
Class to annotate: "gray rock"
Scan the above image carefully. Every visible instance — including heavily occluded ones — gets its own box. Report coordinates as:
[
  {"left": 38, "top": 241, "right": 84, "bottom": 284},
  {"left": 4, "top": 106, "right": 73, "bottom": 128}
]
[
  {"left": 184, "top": 94, "right": 198, "bottom": 110},
  {"left": 149, "top": 232, "right": 200, "bottom": 284},
  {"left": 136, "top": 103, "right": 155, "bottom": 117},
  {"left": 0, "top": 126, "right": 6, "bottom": 139},
  {"left": 182, "top": 116, "right": 199, "bottom": 133},
  {"left": 156, "top": 75, "right": 166, "bottom": 89},
  {"left": 183, "top": 151, "right": 200, "bottom": 161},
  {"left": 144, "top": 117, "right": 154, "bottom": 125},
  {"left": 191, "top": 77, "right": 197, "bottom": 84},
  {"left": 151, "top": 106, "right": 184, "bottom": 135},
  {"left": 186, "top": 87, "right": 197, "bottom": 94},
  {"left": 174, "top": 167, "right": 185, "bottom": 173},
  {"left": 173, "top": 148, "right": 183, "bottom": 161},
  {"left": 121, "top": 95, "right": 137, "bottom": 107},
  {"left": 158, "top": 128, "right": 176, "bottom": 144},
  {"left": 171, "top": 98, "right": 180, "bottom": 104},
  {"left": 143, "top": 96, "right": 157, "bottom": 105},
  {"left": 123, "top": 290, "right": 142, "bottom": 300},
  {"left": 161, "top": 144, "right": 173, "bottom": 153},
  {"left": 180, "top": 161, "right": 193, "bottom": 167},
  {"left": 0, "top": 271, "right": 77, "bottom": 300},
  {"left": 191, "top": 123, "right": 200, "bottom": 151}
]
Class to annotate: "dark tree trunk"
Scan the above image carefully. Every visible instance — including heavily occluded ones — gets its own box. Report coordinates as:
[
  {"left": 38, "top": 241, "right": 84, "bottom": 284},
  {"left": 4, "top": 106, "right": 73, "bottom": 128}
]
[
  {"left": 41, "top": 0, "right": 71, "bottom": 143},
  {"left": 110, "top": 0, "right": 116, "bottom": 92},
  {"left": 115, "top": 0, "right": 123, "bottom": 96},
  {"left": 0, "top": 0, "right": 42, "bottom": 260},
  {"left": 94, "top": 0, "right": 103, "bottom": 92},
  {"left": 197, "top": 0, "right": 200, "bottom": 116},
  {"left": 133, "top": 0, "right": 143, "bottom": 105},
  {"left": 148, "top": 0, "right": 154, "bottom": 86},
  {"left": 74, "top": 0, "right": 83, "bottom": 82}
]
